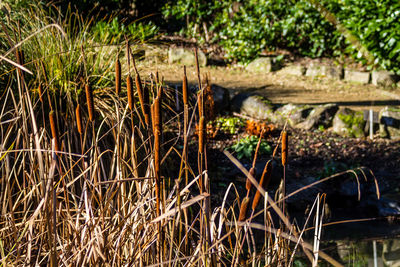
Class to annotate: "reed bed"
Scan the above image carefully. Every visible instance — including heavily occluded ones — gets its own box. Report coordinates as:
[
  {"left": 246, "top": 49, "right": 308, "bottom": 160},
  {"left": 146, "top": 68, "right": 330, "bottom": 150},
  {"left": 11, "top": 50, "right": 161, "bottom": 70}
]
[{"left": 0, "top": 9, "right": 348, "bottom": 266}]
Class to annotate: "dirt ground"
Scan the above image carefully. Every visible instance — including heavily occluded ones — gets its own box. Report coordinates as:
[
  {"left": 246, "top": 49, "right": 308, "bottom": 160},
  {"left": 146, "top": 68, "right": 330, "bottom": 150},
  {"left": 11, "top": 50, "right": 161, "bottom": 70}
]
[{"left": 138, "top": 61, "right": 400, "bottom": 112}]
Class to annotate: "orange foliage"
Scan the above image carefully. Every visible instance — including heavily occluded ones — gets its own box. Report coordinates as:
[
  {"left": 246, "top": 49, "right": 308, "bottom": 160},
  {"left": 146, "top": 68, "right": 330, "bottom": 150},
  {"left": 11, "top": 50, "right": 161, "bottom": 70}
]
[{"left": 245, "top": 120, "right": 276, "bottom": 136}]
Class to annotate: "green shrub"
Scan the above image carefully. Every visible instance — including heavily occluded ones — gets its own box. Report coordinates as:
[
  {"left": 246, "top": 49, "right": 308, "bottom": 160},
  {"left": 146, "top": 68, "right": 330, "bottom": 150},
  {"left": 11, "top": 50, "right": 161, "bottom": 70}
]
[
  {"left": 230, "top": 135, "right": 272, "bottom": 160},
  {"left": 163, "top": 0, "right": 400, "bottom": 73}
]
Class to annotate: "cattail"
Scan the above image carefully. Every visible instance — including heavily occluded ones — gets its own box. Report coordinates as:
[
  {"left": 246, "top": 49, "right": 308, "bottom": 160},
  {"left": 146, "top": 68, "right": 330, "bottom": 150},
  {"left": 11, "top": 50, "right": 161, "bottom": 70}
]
[
  {"left": 238, "top": 197, "right": 250, "bottom": 222},
  {"left": 246, "top": 167, "right": 256, "bottom": 193},
  {"left": 152, "top": 97, "right": 161, "bottom": 216},
  {"left": 115, "top": 58, "right": 121, "bottom": 95},
  {"left": 198, "top": 116, "right": 205, "bottom": 154},
  {"left": 49, "top": 110, "right": 60, "bottom": 153},
  {"left": 38, "top": 83, "right": 43, "bottom": 103},
  {"left": 252, "top": 160, "right": 272, "bottom": 211},
  {"left": 75, "top": 104, "right": 83, "bottom": 135},
  {"left": 127, "top": 75, "right": 134, "bottom": 111},
  {"left": 85, "top": 83, "right": 94, "bottom": 122},
  {"left": 281, "top": 131, "right": 288, "bottom": 166},
  {"left": 182, "top": 66, "right": 188, "bottom": 106},
  {"left": 135, "top": 73, "right": 146, "bottom": 119}
]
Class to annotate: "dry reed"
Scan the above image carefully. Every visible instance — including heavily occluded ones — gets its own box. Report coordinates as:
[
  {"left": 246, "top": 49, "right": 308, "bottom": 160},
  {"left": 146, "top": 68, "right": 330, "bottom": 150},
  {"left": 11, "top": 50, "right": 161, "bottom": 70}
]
[{"left": 246, "top": 167, "right": 256, "bottom": 193}]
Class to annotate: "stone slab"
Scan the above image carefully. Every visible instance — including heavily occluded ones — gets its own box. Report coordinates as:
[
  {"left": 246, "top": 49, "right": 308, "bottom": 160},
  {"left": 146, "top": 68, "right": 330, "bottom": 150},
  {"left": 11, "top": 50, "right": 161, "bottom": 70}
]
[{"left": 344, "top": 69, "right": 371, "bottom": 84}]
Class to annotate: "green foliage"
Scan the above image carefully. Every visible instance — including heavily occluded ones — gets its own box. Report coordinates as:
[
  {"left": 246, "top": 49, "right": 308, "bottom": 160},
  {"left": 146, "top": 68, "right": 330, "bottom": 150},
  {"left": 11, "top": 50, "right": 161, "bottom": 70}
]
[
  {"left": 92, "top": 18, "right": 159, "bottom": 44},
  {"left": 230, "top": 135, "right": 272, "bottom": 160},
  {"left": 163, "top": 0, "right": 400, "bottom": 73},
  {"left": 212, "top": 116, "right": 244, "bottom": 135},
  {"left": 339, "top": 0, "right": 400, "bottom": 73}
]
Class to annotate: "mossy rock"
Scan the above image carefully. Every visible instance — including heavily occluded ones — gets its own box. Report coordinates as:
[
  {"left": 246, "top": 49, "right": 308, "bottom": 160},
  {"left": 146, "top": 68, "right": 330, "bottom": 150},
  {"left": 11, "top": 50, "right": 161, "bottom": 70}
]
[{"left": 332, "top": 108, "right": 365, "bottom": 138}]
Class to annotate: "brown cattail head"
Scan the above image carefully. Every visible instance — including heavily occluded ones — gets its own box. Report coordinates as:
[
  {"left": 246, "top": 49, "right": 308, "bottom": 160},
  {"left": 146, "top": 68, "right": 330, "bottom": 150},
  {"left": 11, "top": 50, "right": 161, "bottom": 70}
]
[
  {"left": 198, "top": 116, "right": 205, "bottom": 154},
  {"left": 238, "top": 197, "right": 250, "bottom": 222},
  {"left": 115, "top": 58, "right": 121, "bottom": 95},
  {"left": 85, "top": 83, "right": 94, "bottom": 122},
  {"left": 127, "top": 75, "right": 134, "bottom": 111},
  {"left": 49, "top": 110, "right": 60, "bottom": 153},
  {"left": 252, "top": 160, "right": 272, "bottom": 211},
  {"left": 182, "top": 66, "right": 188, "bottom": 106},
  {"left": 246, "top": 167, "right": 256, "bottom": 193},
  {"left": 38, "top": 83, "right": 43, "bottom": 103},
  {"left": 75, "top": 104, "right": 83, "bottom": 135},
  {"left": 135, "top": 73, "right": 145, "bottom": 117},
  {"left": 281, "top": 131, "right": 288, "bottom": 166}
]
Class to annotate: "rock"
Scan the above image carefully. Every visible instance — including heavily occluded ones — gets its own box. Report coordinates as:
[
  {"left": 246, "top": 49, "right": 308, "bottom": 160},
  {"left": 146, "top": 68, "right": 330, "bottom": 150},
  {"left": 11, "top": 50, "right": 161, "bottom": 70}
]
[
  {"left": 274, "top": 103, "right": 313, "bottom": 126},
  {"left": 210, "top": 84, "right": 230, "bottom": 114},
  {"left": 379, "top": 106, "right": 400, "bottom": 139},
  {"left": 305, "top": 63, "right": 343, "bottom": 80},
  {"left": 332, "top": 107, "right": 365, "bottom": 138},
  {"left": 344, "top": 69, "right": 371, "bottom": 84},
  {"left": 278, "top": 65, "right": 306, "bottom": 76},
  {"left": 168, "top": 47, "right": 207, "bottom": 66},
  {"left": 296, "top": 104, "right": 339, "bottom": 130},
  {"left": 246, "top": 57, "right": 281, "bottom": 73},
  {"left": 371, "top": 70, "right": 400, "bottom": 87},
  {"left": 231, "top": 93, "right": 274, "bottom": 121}
]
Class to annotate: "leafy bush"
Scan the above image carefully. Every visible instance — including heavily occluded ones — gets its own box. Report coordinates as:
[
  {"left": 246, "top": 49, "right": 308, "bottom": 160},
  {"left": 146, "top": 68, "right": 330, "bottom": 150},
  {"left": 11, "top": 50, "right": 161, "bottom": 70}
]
[
  {"left": 230, "top": 135, "right": 272, "bottom": 160},
  {"left": 163, "top": 0, "right": 400, "bottom": 73}
]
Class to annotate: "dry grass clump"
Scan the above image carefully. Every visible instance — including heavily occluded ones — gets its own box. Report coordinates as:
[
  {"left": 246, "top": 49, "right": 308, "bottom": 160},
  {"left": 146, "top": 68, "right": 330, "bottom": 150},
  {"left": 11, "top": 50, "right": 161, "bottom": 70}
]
[{"left": 0, "top": 19, "right": 349, "bottom": 266}]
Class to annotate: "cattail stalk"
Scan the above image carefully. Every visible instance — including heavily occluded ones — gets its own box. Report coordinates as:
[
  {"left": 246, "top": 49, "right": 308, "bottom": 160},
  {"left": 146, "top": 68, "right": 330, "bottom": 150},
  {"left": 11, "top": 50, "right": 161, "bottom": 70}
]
[
  {"left": 281, "top": 130, "right": 288, "bottom": 215},
  {"left": 85, "top": 83, "right": 94, "bottom": 122},
  {"left": 152, "top": 97, "right": 161, "bottom": 216},
  {"left": 49, "top": 111, "right": 60, "bottom": 153},
  {"left": 252, "top": 160, "right": 272, "bottom": 211},
  {"left": 246, "top": 167, "right": 256, "bottom": 194},
  {"left": 75, "top": 104, "right": 83, "bottom": 135},
  {"left": 115, "top": 58, "right": 121, "bottom": 95},
  {"left": 127, "top": 75, "right": 134, "bottom": 111}
]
